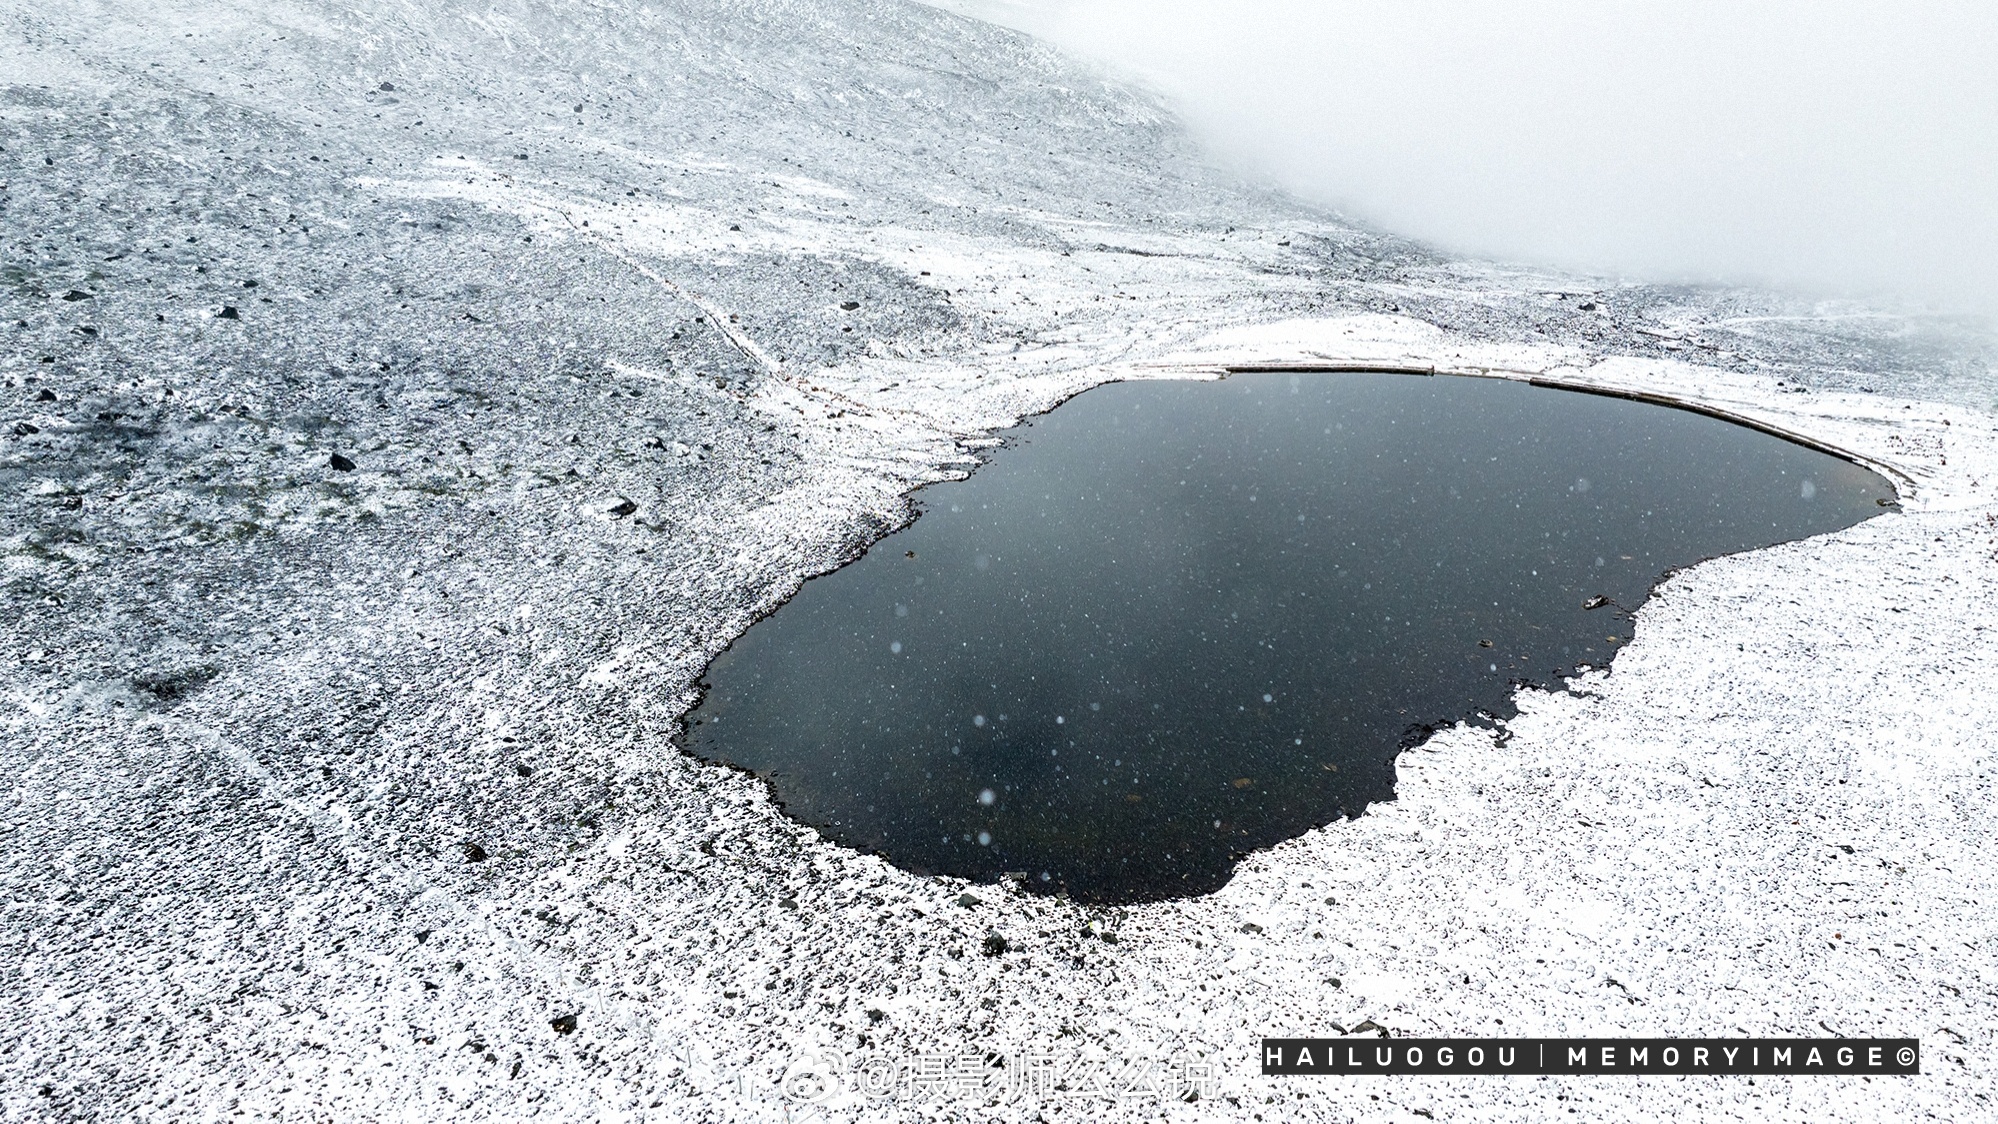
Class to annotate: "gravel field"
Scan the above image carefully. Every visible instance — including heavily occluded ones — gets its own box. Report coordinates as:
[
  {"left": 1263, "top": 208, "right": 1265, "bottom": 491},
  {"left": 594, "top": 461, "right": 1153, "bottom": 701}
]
[{"left": 3, "top": 2, "right": 1994, "bottom": 1120}]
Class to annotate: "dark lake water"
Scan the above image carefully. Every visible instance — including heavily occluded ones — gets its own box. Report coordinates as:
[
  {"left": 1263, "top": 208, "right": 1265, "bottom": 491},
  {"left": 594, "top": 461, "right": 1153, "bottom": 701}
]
[{"left": 684, "top": 372, "right": 1894, "bottom": 902}]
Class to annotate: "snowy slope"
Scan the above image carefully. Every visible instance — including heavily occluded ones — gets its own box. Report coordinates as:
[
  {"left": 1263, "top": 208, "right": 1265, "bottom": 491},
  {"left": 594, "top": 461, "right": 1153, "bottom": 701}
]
[{"left": 3, "top": 1, "right": 1995, "bottom": 1120}]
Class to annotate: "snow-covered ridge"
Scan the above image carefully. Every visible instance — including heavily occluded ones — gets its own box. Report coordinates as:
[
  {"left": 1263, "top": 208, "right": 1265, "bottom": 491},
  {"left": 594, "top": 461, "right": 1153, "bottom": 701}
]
[{"left": 3, "top": 1, "right": 1994, "bottom": 1120}]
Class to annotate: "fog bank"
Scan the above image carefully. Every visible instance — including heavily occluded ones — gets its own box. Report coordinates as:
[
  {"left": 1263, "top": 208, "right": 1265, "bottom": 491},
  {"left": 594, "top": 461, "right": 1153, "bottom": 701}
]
[{"left": 940, "top": 1, "right": 1998, "bottom": 319}]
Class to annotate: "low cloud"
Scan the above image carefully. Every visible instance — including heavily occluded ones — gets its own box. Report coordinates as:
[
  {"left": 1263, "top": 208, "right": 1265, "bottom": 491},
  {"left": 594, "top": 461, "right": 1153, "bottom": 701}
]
[{"left": 942, "top": 1, "right": 1998, "bottom": 319}]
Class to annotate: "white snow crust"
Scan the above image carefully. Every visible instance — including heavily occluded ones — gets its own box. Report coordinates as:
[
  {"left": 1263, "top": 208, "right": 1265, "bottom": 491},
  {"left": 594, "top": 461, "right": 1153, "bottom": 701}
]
[{"left": 2, "top": 2, "right": 1994, "bottom": 1121}]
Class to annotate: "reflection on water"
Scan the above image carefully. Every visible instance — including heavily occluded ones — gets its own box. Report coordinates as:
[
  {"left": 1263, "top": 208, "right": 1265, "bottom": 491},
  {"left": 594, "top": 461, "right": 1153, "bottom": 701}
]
[{"left": 684, "top": 372, "right": 1894, "bottom": 903}]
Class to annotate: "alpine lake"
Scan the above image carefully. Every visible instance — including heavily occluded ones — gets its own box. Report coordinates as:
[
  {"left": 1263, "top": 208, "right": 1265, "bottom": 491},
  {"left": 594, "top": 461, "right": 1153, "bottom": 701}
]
[{"left": 684, "top": 371, "right": 1895, "bottom": 903}]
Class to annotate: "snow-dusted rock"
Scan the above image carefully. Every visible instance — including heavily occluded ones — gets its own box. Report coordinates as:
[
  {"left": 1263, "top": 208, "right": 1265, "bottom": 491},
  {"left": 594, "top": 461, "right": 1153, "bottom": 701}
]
[{"left": 2, "top": 1, "right": 1994, "bottom": 1121}]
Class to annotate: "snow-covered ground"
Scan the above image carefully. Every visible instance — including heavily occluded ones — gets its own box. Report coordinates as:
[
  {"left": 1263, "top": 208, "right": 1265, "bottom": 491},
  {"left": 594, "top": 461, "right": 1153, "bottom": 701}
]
[{"left": 3, "top": 2, "right": 1993, "bottom": 1120}]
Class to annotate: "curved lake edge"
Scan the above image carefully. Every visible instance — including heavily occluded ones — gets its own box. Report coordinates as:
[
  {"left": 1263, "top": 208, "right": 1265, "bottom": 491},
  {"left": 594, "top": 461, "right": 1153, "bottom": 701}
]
[
  {"left": 672, "top": 366, "right": 1904, "bottom": 902},
  {"left": 1211, "top": 361, "right": 1919, "bottom": 491}
]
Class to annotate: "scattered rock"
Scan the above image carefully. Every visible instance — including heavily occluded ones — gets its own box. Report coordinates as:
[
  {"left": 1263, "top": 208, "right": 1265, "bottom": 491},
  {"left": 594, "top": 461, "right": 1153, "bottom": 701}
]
[
  {"left": 981, "top": 932, "right": 1008, "bottom": 956},
  {"left": 216, "top": 306, "right": 240, "bottom": 320},
  {"left": 779, "top": 896, "right": 798, "bottom": 910},
  {"left": 131, "top": 665, "right": 220, "bottom": 702},
  {"left": 414, "top": 929, "right": 432, "bottom": 944},
  {"left": 549, "top": 1013, "right": 578, "bottom": 1035},
  {"left": 378, "top": 81, "right": 396, "bottom": 92},
  {"left": 956, "top": 893, "right": 981, "bottom": 908},
  {"left": 60, "top": 290, "right": 92, "bottom": 301},
  {"left": 515, "top": 763, "right": 534, "bottom": 777},
  {"left": 328, "top": 453, "right": 356, "bottom": 471},
  {"left": 1582, "top": 595, "right": 1610, "bottom": 610},
  {"left": 1348, "top": 1019, "right": 1389, "bottom": 1038},
  {"left": 1578, "top": 301, "right": 1598, "bottom": 311},
  {"left": 459, "top": 842, "right": 488, "bottom": 862},
  {"left": 607, "top": 497, "right": 637, "bottom": 517},
  {"left": 13, "top": 423, "right": 38, "bottom": 436},
  {"left": 241, "top": 279, "right": 259, "bottom": 289},
  {"left": 35, "top": 389, "right": 56, "bottom": 402},
  {"left": 840, "top": 300, "right": 860, "bottom": 311},
  {"left": 1478, "top": 639, "right": 1493, "bottom": 648},
  {"left": 1239, "top": 922, "right": 1263, "bottom": 934}
]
